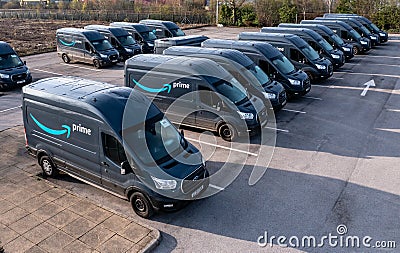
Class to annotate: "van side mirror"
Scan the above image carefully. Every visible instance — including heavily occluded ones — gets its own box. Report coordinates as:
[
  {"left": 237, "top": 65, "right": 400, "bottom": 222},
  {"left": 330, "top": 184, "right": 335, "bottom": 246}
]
[
  {"left": 24, "top": 61, "right": 27, "bottom": 65},
  {"left": 216, "top": 101, "right": 221, "bottom": 111},
  {"left": 120, "top": 161, "right": 133, "bottom": 175},
  {"left": 180, "top": 129, "right": 184, "bottom": 137}
]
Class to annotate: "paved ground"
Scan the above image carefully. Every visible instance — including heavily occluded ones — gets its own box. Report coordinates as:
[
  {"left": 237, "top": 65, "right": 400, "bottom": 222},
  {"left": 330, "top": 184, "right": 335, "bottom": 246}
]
[
  {"left": 0, "top": 27, "right": 399, "bottom": 252},
  {"left": 0, "top": 127, "right": 160, "bottom": 253}
]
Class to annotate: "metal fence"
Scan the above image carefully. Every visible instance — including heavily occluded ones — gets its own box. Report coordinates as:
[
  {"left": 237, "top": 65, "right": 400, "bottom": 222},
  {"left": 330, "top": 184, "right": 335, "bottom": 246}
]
[{"left": 0, "top": 9, "right": 213, "bottom": 24}]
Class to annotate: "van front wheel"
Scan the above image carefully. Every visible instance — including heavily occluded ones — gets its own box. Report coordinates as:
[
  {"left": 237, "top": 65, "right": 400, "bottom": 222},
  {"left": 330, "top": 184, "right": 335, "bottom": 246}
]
[
  {"left": 218, "top": 123, "right": 237, "bottom": 142},
  {"left": 62, "top": 54, "right": 70, "bottom": 63},
  {"left": 130, "top": 192, "right": 154, "bottom": 219},
  {"left": 40, "top": 156, "right": 58, "bottom": 178},
  {"left": 93, "top": 59, "right": 101, "bottom": 69}
]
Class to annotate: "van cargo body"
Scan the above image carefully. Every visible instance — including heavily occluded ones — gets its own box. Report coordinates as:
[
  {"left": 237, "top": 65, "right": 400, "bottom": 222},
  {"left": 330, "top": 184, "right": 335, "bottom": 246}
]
[
  {"left": 315, "top": 17, "right": 380, "bottom": 46},
  {"left": 154, "top": 35, "right": 209, "bottom": 54},
  {"left": 22, "top": 77, "right": 209, "bottom": 218},
  {"left": 110, "top": 22, "right": 157, "bottom": 53},
  {"left": 323, "top": 13, "right": 388, "bottom": 43},
  {"left": 84, "top": 25, "right": 141, "bottom": 61},
  {"left": 163, "top": 46, "right": 287, "bottom": 110},
  {"left": 278, "top": 23, "right": 354, "bottom": 60},
  {"left": 125, "top": 55, "right": 268, "bottom": 141},
  {"left": 239, "top": 32, "right": 333, "bottom": 82},
  {"left": 56, "top": 28, "right": 119, "bottom": 68},
  {"left": 261, "top": 27, "right": 345, "bottom": 68},
  {"left": 0, "top": 41, "right": 32, "bottom": 90},
  {"left": 202, "top": 39, "right": 310, "bottom": 97},
  {"left": 139, "top": 19, "right": 186, "bottom": 39},
  {"left": 300, "top": 20, "right": 370, "bottom": 55}
]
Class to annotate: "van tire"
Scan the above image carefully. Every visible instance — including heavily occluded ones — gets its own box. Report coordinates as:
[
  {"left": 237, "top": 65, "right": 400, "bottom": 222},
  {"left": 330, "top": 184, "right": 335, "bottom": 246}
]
[
  {"left": 218, "top": 123, "right": 237, "bottom": 142},
  {"left": 62, "top": 54, "right": 70, "bottom": 63},
  {"left": 353, "top": 46, "right": 359, "bottom": 55},
  {"left": 40, "top": 156, "right": 58, "bottom": 177},
  {"left": 130, "top": 192, "right": 154, "bottom": 218},
  {"left": 93, "top": 59, "right": 101, "bottom": 69}
]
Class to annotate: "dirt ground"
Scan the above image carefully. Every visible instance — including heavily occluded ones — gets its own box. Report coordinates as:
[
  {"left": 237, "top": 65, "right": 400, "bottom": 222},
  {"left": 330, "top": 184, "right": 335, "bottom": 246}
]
[
  {"left": 0, "top": 19, "right": 108, "bottom": 56},
  {"left": 0, "top": 18, "right": 208, "bottom": 56}
]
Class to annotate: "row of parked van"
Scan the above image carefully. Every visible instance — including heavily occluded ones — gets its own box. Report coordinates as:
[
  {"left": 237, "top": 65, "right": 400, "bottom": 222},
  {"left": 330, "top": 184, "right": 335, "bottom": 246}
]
[{"left": 22, "top": 14, "right": 388, "bottom": 218}]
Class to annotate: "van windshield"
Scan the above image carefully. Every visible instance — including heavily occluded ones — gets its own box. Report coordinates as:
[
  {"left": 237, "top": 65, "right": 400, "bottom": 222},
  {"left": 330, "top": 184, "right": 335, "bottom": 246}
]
[
  {"left": 140, "top": 31, "right": 157, "bottom": 41},
  {"left": 360, "top": 26, "right": 371, "bottom": 35},
  {"left": 170, "top": 28, "right": 185, "bottom": 37},
  {"left": 212, "top": 77, "right": 248, "bottom": 105},
  {"left": 318, "top": 38, "right": 334, "bottom": 51},
  {"left": 116, "top": 35, "right": 137, "bottom": 46},
  {"left": 369, "top": 22, "right": 380, "bottom": 32},
  {"left": 331, "top": 33, "right": 345, "bottom": 46},
  {"left": 248, "top": 65, "right": 271, "bottom": 86},
  {"left": 0, "top": 54, "right": 24, "bottom": 70},
  {"left": 91, "top": 39, "right": 113, "bottom": 51},
  {"left": 271, "top": 54, "right": 296, "bottom": 75},
  {"left": 349, "top": 29, "right": 362, "bottom": 40},
  {"left": 299, "top": 45, "right": 320, "bottom": 61},
  {"left": 127, "top": 115, "right": 187, "bottom": 166}
]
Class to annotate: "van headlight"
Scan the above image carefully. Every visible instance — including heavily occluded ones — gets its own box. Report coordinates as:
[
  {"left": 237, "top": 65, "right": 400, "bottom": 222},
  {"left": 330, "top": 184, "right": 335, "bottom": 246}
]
[
  {"left": 379, "top": 33, "right": 385, "bottom": 37},
  {"left": 0, "top": 73, "right": 10, "bottom": 79},
  {"left": 26, "top": 69, "right": 30, "bottom": 75},
  {"left": 360, "top": 41, "right": 367, "bottom": 45},
  {"left": 342, "top": 47, "right": 350, "bottom": 52},
  {"left": 151, "top": 176, "right": 177, "bottom": 190},
  {"left": 237, "top": 111, "right": 254, "bottom": 120},
  {"left": 315, "top": 64, "right": 326, "bottom": 70},
  {"left": 371, "top": 36, "right": 377, "bottom": 40},
  {"left": 288, "top": 78, "right": 301, "bottom": 85},
  {"left": 331, "top": 54, "right": 340, "bottom": 59},
  {"left": 264, "top": 92, "right": 277, "bottom": 99},
  {"left": 125, "top": 48, "right": 133, "bottom": 53},
  {"left": 202, "top": 157, "right": 206, "bottom": 167},
  {"left": 99, "top": 53, "right": 107, "bottom": 58}
]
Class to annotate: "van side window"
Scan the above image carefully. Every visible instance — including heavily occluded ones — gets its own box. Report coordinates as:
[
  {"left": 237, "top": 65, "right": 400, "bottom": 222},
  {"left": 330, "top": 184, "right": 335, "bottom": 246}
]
[
  {"left": 259, "top": 60, "right": 277, "bottom": 76},
  {"left": 85, "top": 42, "right": 94, "bottom": 53},
  {"left": 341, "top": 30, "right": 350, "bottom": 40},
  {"left": 199, "top": 85, "right": 219, "bottom": 107},
  {"left": 134, "top": 33, "right": 141, "bottom": 42},
  {"left": 290, "top": 48, "right": 306, "bottom": 63},
  {"left": 102, "top": 133, "right": 127, "bottom": 165},
  {"left": 110, "top": 37, "right": 118, "bottom": 47}
]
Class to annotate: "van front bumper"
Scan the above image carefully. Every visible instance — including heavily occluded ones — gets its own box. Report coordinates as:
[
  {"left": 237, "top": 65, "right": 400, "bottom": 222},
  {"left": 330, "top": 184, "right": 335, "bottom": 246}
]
[{"left": 0, "top": 74, "right": 32, "bottom": 90}]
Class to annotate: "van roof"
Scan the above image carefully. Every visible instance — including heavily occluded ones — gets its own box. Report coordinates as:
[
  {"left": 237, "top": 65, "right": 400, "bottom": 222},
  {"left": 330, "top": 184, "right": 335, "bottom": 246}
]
[
  {"left": 163, "top": 46, "right": 254, "bottom": 68},
  {"left": 140, "top": 19, "right": 180, "bottom": 29},
  {"left": 302, "top": 20, "right": 352, "bottom": 30},
  {"left": 84, "top": 25, "right": 129, "bottom": 37},
  {"left": 56, "top": 28, "right": 105, "bottom": 41},
  {"left": 155, "top": 35, "right": 209, "bottom": 46},
  {"left": 110, "top": 22, "right": 150, "bottom": 33},
  {"left": 126, "top": 54, "right": 231, "bottom": 79},
  {"left": 261, "top": 27, "right": 323, "bottom": 40},
  {"left": 279, "top": 23, "right": 335, "bottom": 35},
  {"left": 0, "top": 41, "right": 15, "bottom": 54},
  {"left": 239, "top": 32, "right": 307, "bottom": 48},
  {"left": 23, "top": 77, "right": 156, "bottom": 137},
  {"left": 201, "top": 39, "right": 282, "bottom": 59}
]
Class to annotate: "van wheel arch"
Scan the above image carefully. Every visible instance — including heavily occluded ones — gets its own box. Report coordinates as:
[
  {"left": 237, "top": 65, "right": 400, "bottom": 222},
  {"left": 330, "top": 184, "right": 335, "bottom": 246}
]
[
  {"left": 217, "top": 122, "right": 237, "bottom": 142},
  {"left": 129, "top": 190, "right": 155, "bottom": 218}
]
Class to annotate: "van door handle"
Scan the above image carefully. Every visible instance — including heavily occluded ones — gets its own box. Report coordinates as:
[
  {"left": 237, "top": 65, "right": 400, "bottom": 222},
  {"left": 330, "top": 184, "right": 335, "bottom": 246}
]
[{"left": 101, "top": 161, "right": 109, "bottom": 167}]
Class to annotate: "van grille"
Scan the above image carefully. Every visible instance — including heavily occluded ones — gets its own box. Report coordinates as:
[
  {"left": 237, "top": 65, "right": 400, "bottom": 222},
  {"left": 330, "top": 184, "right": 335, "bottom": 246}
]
[
  {"left": 181, "top": 166, "right": 207, "bottom": 194},
  {"left": 108, "top": 54, "right": 118, "bottom": 62},
  {"left": 11, "top": 73, "right": 27, "bottom": 82}
]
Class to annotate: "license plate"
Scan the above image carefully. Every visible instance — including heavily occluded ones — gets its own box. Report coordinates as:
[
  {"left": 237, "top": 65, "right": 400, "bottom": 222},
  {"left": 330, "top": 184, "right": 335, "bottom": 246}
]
[
  {"left": 17, "top": 80, "right": 25, "bottom": 84},
  {"left": 306, "top": 87, "right": 311, "bottom": 92},
  {"left": 191, "top": 185, "right": 204, "bottom": 198}
]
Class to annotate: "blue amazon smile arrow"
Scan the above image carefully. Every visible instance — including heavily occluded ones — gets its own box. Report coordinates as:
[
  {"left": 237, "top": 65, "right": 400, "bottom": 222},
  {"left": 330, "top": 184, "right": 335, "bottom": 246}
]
[
  {"left": 59, "top": 38, "right": 76, "bottom": 47},
  {"left": 132, "top": 79, "right": 171, "bottom": 93},
  {"left": 30, "top": 114, "right": 71, "bottom": 138}
]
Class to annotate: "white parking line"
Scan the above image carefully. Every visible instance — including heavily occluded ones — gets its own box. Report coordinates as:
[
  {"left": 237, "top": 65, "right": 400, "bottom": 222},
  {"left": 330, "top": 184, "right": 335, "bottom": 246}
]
[
  {"left": 33, "top": 68, "right": 63, "bottom": 76},
  {"left": 185, "top": 137, "right": 258, "bottom": 156},
  {"left": 209, "top": 184, "right": 225, "bottom": 191},
  {"left": 282, "top": 108, "right": 306, "bottom": 114},
  {"left": 303, "top": 96, "right": 322, "bottom": 100},
  {"left": 263, "top": 126, "right": 290, "bottom": 133},
  {"left": 0, "top": 105, "right": 21, "bottom": 113},
  {"left": 387, "top": 109, "right": 400, "bottom": 113},
  {"left": 60, "top": 63, "right": 102, "bottom": 72},
  {"left": 312, "top": 84, "right": 329, "bottom": 88},
  {"left": 346, "top": 72, "right": 400, "bottom": 79}
]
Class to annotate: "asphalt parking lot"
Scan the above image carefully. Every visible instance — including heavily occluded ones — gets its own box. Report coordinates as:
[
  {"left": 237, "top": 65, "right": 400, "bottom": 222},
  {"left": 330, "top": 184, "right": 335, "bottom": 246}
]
[{"left": 1, "top": 27, "right": 399, "bottom": 252}]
